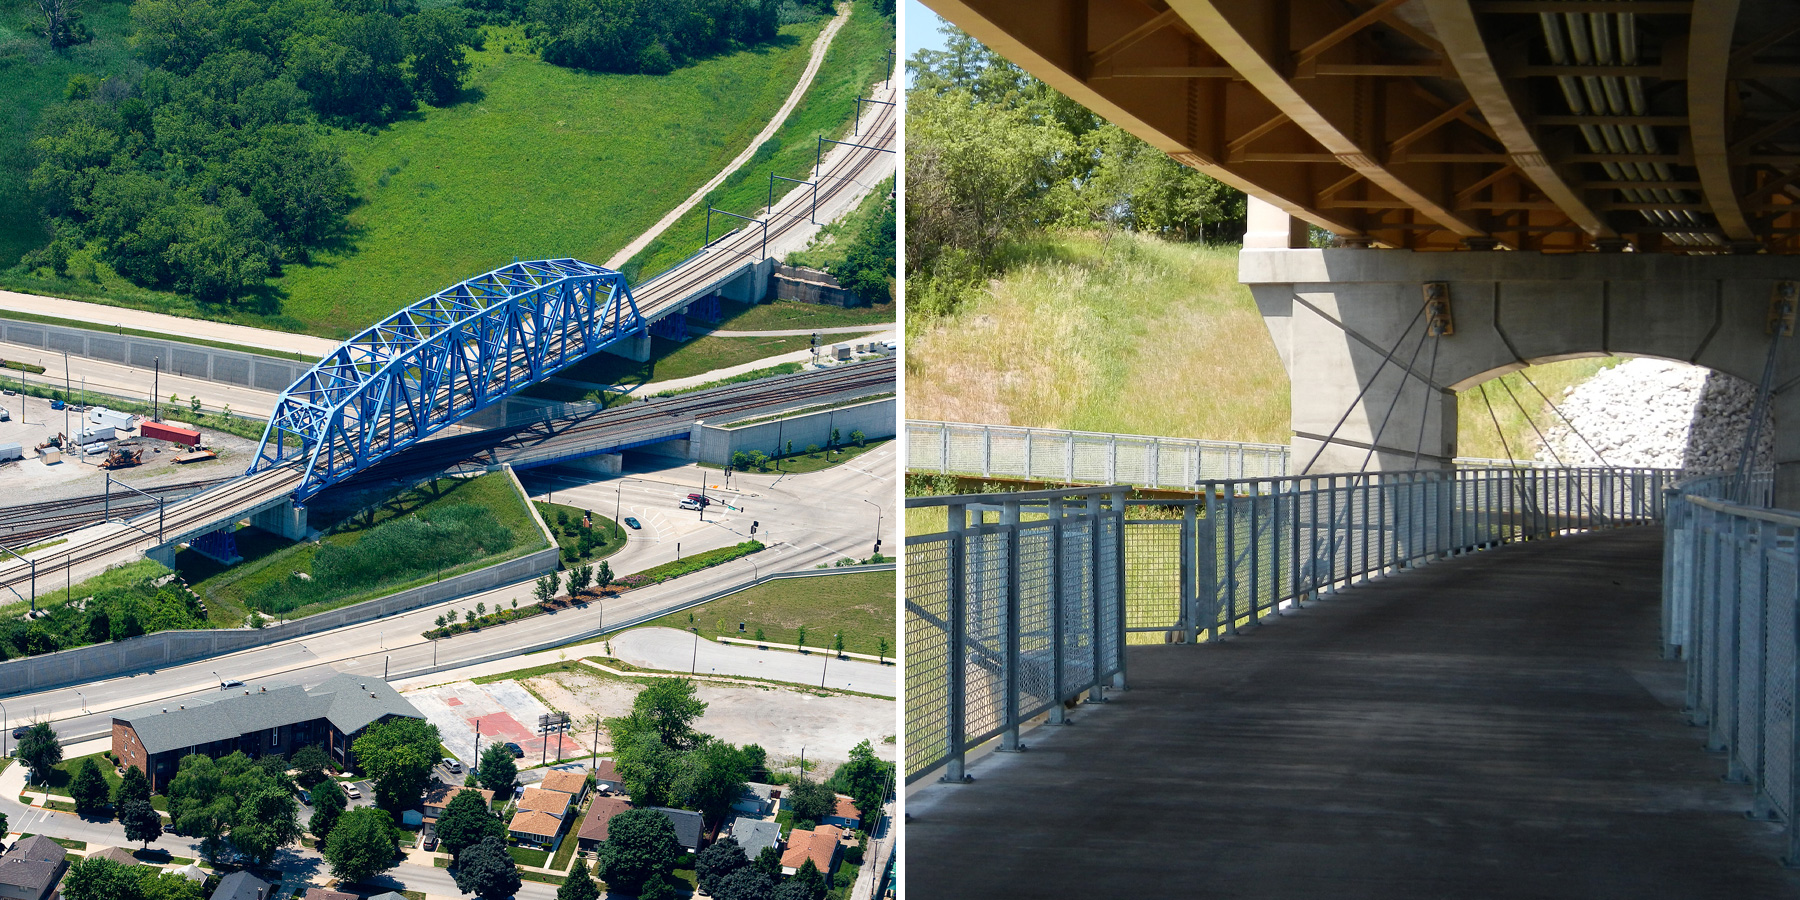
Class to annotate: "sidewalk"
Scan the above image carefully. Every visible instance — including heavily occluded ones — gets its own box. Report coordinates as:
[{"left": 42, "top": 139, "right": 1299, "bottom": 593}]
[
  {"left": 631, "top": 331, "right": 894, "bottom": 397},
  {"left": 0, "top": 290, "right": 340, "bottom": 358}
]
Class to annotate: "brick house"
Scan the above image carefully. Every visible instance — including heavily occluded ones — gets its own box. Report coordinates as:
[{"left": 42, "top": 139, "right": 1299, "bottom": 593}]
[{"left": 112, "top": 675, "right": 424, "bottom": 792}]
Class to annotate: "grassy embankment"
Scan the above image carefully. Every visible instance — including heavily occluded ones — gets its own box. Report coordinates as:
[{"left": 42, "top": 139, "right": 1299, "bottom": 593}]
[
  {"left": 533, "top": 501, "right": 625, "bottom": 565},
  {"left": 177, "top": 472, "right": 546, "bottom": 625},
  {"left": 628, "top": 570, "right": 894, "bottom": 657}
]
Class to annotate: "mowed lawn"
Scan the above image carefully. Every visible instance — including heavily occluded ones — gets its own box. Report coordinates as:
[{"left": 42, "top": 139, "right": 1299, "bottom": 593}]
[
  {"left": 634, "top": 571, "right": 895, "bottom": 657},
  {"left": 272, "top": 20, "right": 829, "bottom": 338}
]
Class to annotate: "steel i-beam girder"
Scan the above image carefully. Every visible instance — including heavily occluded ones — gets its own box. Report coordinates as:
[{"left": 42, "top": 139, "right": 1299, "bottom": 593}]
[{"left": 248, "top": 259, "right": 644, "bottom": 500}]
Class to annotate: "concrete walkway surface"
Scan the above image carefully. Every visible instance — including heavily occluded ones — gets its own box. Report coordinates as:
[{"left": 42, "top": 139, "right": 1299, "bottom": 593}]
[
  {"left": 0, "top": 290, "right": 340, "bottom": 358},
  {"left": 905, "top": 528, "right": 1800, "bottom": 899}
]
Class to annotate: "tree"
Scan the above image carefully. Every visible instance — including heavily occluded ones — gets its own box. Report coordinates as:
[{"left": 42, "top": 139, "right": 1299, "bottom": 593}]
[
  {"left": 17, "top": 722, "right": 61, "bottom": 784},
  {"left": 696, "top": 836, "right": 748, "bottom": 896},
  {"left": 121, "top": 798, "right": 163, "bottom": 848},
  {"left": 640, "top": 880, "right": 678, "bottom": 900},
  {"left": 751, "top": 843, "right": 782, "bottom": 877},
  {"left": 291, "top": 744, "right": 332, "bottom": 788},
  {"left": 555, "top": 859, "right": 599, "bottom": 900},
  {"left": 70, "top": 757, "right": 109, "bottom": 815},
  {"left": 828, "top": 740, "right": 893, "bottom": 826},
  {"left": 784, "top": 776, "right": 834, "bottom": 825},
  {"left": 37, "top": 0, "right": 89, "bottom": 49},
  {"left": 231, "top": 787, "right": 301, "bottom": 864},
  {"left": 452, "top": 835, "right": 520, "bottom": 900},
  {"left": 477, "top": 742, "right": 517, "bottom": 795},
  {"left": 608, "top": 678, "right": 705, "bottom": 752},
  {"left": 595, "top": 561, "right": 614, "bottom": 592},
  {"left": 476, "top": 601, "right": 487, "bottom": 617},
  {"left": 672, "top": 739, "right": 756, "bottom": 828},
  {"left": 188, "top": 396, "right": 200, "bottom": 415},
  {"left": 534, "top": 574, "right": 556, "bottom": 605},
  {"left": 62, "top": 856, "right": 137, "bottom": 900},
  {"left": 876, "top": 636, "right": 888, "bottom": 662},
  {"left": 796, "top": 625, "right": 807, "bottom": 649},
  {"left": 352, "top": 716, "right": 441, "bottom": 810},
  {"left": 436, "top": 785, "right": 504, "bottom": 859},
  {"left": 308, "top": 778, "right": 347, "bottom": 845},
  {"left": 323, "top": 807, "right": 399, "bottom": 883},
  {"left": 137, "top": 870, "right": 204, "bottom": 900},
  {"left": 832, "top": 632, "right": 844, "bottom": 656},
  {"left": 464, "top": 609, "right": 476, "bottom": 624},
  {"left": 712, "top": 866, "right": 775, "bottom": 900},
  {"left": 594, "top": 809, "right": 680, "bottom": 894},
  {"left": 406, "top": 8, "right": 473, "bottom": 106},
  {"left": 781, "top": 860, "right": 826, "bottom": 900},
  {"left": 116, "top": 764, "right": 151, "bottom": 808},
  {"left": 567, "top": 563, "right": 592, "bottom": 595}
]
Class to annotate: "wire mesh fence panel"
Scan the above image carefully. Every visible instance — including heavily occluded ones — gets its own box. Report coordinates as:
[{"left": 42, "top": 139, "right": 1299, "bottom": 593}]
[
  {"left": 1098, "top": 514, "right": 1122, "bottom": 676},
  {"left": 1737, "top": 533, "right": 1765, "bottom": 785},
  {"left": 1061, "top": 517, "right": 1097, "bottom": 691},
  {"left": 1124, "top": 521, "right": 1183, "bottom": 632},
  {"left": 961, "top": 531, "right": 1011, "bottom": 747},
  {"left": 904, "top": 538, "right": 953, "bottom": 781},
  {"left": 1016, "top": 523, "right": 1058, "bottom": 720},
  {"left": 1765, "top": 546, "right": 1796, "bottom": 822},
  {"left": 1031, "top": 438, "right": 1068, "bottom": 481}
]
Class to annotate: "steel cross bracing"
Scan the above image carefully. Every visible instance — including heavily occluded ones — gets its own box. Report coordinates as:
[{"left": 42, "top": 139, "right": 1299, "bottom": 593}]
[{"left": 248, "top": 259, "right": 643, "bottom": 500}]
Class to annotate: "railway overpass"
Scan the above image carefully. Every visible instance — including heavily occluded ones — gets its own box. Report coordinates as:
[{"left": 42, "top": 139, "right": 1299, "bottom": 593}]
[{"left": 910, "top": 0, "right": 1800, "bottom": 890}]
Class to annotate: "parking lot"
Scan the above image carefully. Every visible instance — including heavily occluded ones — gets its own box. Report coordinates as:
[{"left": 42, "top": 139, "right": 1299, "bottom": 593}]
[{"left": 405, "top": 680, "right": 560, "bottom": 768}]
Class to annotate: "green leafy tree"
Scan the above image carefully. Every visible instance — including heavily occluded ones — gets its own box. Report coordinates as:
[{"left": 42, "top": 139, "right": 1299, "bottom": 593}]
[
  {"left": 568, "top": 563, "right": 592, "bottom": 595},
  {"left": 121, "top": 798, "right": 163, "bottom": 848},
  {"left": 476, "top": 743, "right": 517, "bottom": 794},
  {"left": 17, "top": 722, "right": 61, "bottom": 784},
  {"left": 751, "top": 843, "right": 782, "bottom": 877},
  {"left": 594, "top": 809, "right": 680, "bottom": 894},
  {"left": 452, "top": 835, "right": 521, "bottom": 900},
  {"left": 784, "top": 776, "right": 835, "bottom": 826},
  {"left": 323, "top": 807, "right": 399, "bottom": 883},
  {"left": 828, "top": 740, "right": 893, "bottom": 826},
  {"left": 596, "top": 561, "right": 614, "bottom": 591},
  {"left": 291, "top": 744, "right": 332, "bottom": 788},
  {"left": 607, "top": 677, "right": 705, "bottom": 752},
  {"left": 406, "top": 8, "right": 473, "bottom": 105},
  {"left": 712, "top": 866, "right": 775, "bottom": 900},
  {"left": 833, "top": 632, "right": 844, "bottom": 655},
  {"left": 555, "top": 859, "right": 599, "bottom": 900},
  {"left": 534, "top": 574, "right": 557, "bottom": 605},
  {"left": 137, "top": 871, "right": 204, "bottom": 900},
  {"left": 640, "top": 880, "right": 678, "bottom": 900},
  {"left": 436, "top": 785, "right": 505, "bottom": 859},
  {"left": 352, "top": 716, "right": 442, "bottom": 810},
  {"left": 696, "top": 836, "right": 748, "bottom": 896},
  {"left": 673, "top": 739, "right": 757, "bottom": 828},
  {"left": 116, "top": 764, "right": 151, "bottom": 808},
  {"left": 231, "top": 787, "right": 301, "bottom": 864},
  {"left": 70, "top": 757, "right": 110, "bottom": 815},
  {"left": 308, "top": 778, "right": 347, "bottom": 845},
  {"left": 62, "top": 857, "right": 138, "bottom": 900}
]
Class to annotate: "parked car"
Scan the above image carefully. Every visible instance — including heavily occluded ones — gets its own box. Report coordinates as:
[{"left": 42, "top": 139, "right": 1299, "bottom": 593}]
[
  {"left": 421, "top": 831, "right": 438, "bottom": 852},
  {"left": 219, "top": 678, "right": 244, "bottom": 689},
  {"left": 345, "top": 783, "right": 362, "bottom": 799},
  {"left": 10, "top": 727, "right": 26, "bottom": 740},
  {"left": 443, "top": 757, "right": 461, "bottom": 774},
  {"left": 49, "top": 399, "right": 63, "bottom": 410},
  {"left": 624, "top": 517, "right": 641, "bottom": 530},
  {"left": 504, "top": 742, "right": 524, "bottom": 758}
]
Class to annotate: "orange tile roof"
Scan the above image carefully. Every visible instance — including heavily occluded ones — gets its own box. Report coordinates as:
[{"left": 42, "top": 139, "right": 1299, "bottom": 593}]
[
  {"left": 832, "top": 796, "right": 859, "bottom": 820},
  {"left": 517, "top": 787, "right": 569, "bottom": 816},
  {"left": 508, "top": 810, "right": 563, "bottom": 839},
  {"left": 577, "top": 797, "right": 635, "bottom": 843},
  {"left": 423, "top": 785, "right": 494, "bottom": 812},
  {"left": 780, "top": 824, "right": 842, "bottom": 872},
  {"left": 540, "top": 769, "right": 586, "bottom": 796}
]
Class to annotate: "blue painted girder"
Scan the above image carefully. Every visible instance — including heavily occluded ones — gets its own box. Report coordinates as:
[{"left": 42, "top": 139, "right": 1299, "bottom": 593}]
[{"left": 249, "top": 259, "right": 645, "bottom": 500}]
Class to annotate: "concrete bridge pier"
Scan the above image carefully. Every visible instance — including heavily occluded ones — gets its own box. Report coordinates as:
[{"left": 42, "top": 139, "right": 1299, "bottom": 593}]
[
  {"left": 1242, "top": 200, "right": 1800, "bottom": 504},
  {"left": 599, "top": 331, "right": 652, "bottom": 363},
  {"left": 252, "top": 498, "right": 308, "bottom": 540},
  {"left": 564, "top": 452, "right": 624, "bottom": 475}
]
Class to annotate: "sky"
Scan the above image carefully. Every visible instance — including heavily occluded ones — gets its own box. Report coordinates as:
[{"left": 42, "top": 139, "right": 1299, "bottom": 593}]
[{"left": 904, "top": 0, "right": 950, "bottom": 65}]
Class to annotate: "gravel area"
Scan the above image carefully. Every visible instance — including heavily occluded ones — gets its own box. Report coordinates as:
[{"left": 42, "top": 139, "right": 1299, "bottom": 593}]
[
  {"left": 0, "top": 391, "right": 257, "bottom": 505},
  {"left": 1532, "top": 358, "right": 1771, "bottom": 474}
]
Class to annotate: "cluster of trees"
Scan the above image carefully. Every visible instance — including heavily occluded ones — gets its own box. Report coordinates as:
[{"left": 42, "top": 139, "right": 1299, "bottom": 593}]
[
  {"left": 67, "top": 756, "right": 163, "bottom": 848},
  {"left": 550, "top": 508, "right": 614, "bottom": 563},
  {"left": 730, "top": 428, "right": 869, "bottom": 472},
  {"left": 250, "top": 504, "right": 517, "bottom": 615},
  {"left": 0, "top": 579, "right": 206, "bottom": 660},
  {"left": 61, "top": 857, "right": 206, "bottom": 900},
  {"left": 695, "top": 836, "right": 829, "bottom": 900},
  {"left": 905, "top": 24, "right": 1246, "bottom": 320},
  {"left": 431, "top": 787, "right": 521, "bottom": 900},
  {"left": 505, "top": 0, "right": 788, "bottom": 75},
  {"left": 608, "top": 680, "right": 765, "bottom": 826},
  {"left": 26, "top": 0, "right": 482, "bottom": 302},
  {"left": 830, "top": 191, "right": 895, "bottom": 306},
  {"left": 165, "top": 751, "right": 302, "bottom": 862}
]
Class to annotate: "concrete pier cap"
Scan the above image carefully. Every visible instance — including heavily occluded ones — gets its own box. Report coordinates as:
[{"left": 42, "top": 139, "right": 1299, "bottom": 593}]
[{"left": 1241, "top": 200, "right": 1800, "bottom": 507}]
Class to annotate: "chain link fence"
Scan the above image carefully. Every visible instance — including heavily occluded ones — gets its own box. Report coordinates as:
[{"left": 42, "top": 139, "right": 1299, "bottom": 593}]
[
  {"left": 907, "top": 467, "right": 1673, "bottom": 785},
  {"left": 907, "top": 420, "right": 1290, "bottom": 487}
]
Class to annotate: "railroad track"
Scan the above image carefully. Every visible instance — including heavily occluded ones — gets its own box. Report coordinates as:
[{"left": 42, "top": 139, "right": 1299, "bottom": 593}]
[{"left": 0, "top": 476, "right": 235, "bottom": 547}]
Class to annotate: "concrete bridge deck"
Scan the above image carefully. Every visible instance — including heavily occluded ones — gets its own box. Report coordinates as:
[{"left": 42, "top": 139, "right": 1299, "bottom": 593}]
[{"left": 904, "top": 528, "right": 1800, "bottom": 899}]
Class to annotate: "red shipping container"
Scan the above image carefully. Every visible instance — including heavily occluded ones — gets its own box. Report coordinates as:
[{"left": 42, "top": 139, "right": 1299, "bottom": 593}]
[{"left": 143, "top": 422, "right": 201, "bottom": 447}]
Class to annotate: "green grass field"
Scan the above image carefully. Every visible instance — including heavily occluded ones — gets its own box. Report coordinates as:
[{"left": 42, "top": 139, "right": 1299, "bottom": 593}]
[
  {"left": 0, "top": 558, "right": 167, "bottom": 621},
  {"left": 786, "top": 174, "right": 893, "bottom": 272},
  {"left": 633, "top": 570, "right": 895, "bottom": 657},
  {"left": 625, "top": 0, "right": 895, "bottom": 281},
  {"left": 178, "top": 472, "right": 545, "bottom": 624},
  {"left": 707, "top": 298, "right": 895, "bottom": 330},
  {"left": 534, "top": 500, "right": 626, "bottom": 564},
  {"left": 1455, "top": 358, "right": 1625, "bottom": 461}
]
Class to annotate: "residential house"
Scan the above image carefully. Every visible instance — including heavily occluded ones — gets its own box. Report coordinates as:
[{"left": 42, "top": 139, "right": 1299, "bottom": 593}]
[
  {"left": 422, "top": 784, "right": 494, "bottom": 823},
  {"left": 171, "top": 865, "right": 205, "bottom": 885},
  {"left": 780, "top": 824, "right": 842, "bottom": 877},
  {"left": 507, "top": 810, "right": 563, "bottom": 847},
  {"left": 591, "top": 760, "right": 624, "bottom": 794},
  {"left": 0, "top": 835, "right": 67, "bottom": 900},
  {"left": 649, "top": 807, "right": 705, "bottom": 853},
  {"left": 83, "top": 848, "right": 137, "bottom": 867},
  {"left": 113, "top": 675, "right": 425, "bottom": 792},
  {"left": 539, "top": 768, "right": 587, "bottom": 805},
  {"left": 517, "top": 787, "right": 571, "bottom": 818},
  {"left": 726, "top": 817, "right": 781, "bottom": 862},
  {"left": 208, "top": 871, "right": 271, "bottom": 900},
  {"left": 823, "top": 795, "right": 861, "bottom": 831},
  {"left": 302, "top": 889, "right": 356, "bottom": 900},
  {"left": 575, "top": 797, "right": 635, "bottom": 852},
  {"left": 730, "top": 782, "right": 779, "bottom": 817}
]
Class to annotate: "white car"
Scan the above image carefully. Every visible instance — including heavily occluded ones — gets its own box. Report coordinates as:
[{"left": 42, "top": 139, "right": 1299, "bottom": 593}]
[
  {"left": 443, "top": 758, "right": 462, "bottom": 773},
  {"left": 345, "top": 783, "right": 362, "bottom": 799}
]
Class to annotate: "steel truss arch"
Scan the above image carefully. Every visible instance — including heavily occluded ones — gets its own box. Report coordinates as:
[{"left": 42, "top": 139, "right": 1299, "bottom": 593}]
[{"left": 249, "top": 259, "right": 644, "bottom": 500}]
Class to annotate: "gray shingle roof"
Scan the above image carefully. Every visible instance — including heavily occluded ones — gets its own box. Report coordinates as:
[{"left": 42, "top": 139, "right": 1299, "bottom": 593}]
[
  {"left": 3, "top": 837, "right": 62, "bottom": 866},
  {"left": 649, "top": 807, "right": 705, "bottom": 850},
  {"left": 0, "top": 837, "right": 64, "bottom": 900},
  {"left": 210, "top": 870, "right": 271, "bottom": 900},
  {"left": 117, "top": 675, "right": 422, "bottom": 756},
  {"left": 726, "top": 817, "right": 780, "bottom": 860}
]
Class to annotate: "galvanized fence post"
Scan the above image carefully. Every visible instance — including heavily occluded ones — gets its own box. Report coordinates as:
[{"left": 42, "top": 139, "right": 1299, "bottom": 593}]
[
  {"left": 1088, "top": 491, "right": 1106, "bottom": 702},
  {"left": 1200, "top": 487, "right": 1219, "bottom": 641},
  {"left": 999, "top": 498, "right": 1023, "bottom": 753},
  {"left": 942, "top": 501, "right": 969, "bottom": 783},
  {"left": 1047, "top": 496, "right": 1068, "bottom": 726},
  {"left": 1113, "top": 489, "right": 1128, "bottom": 690},
  {"left": 1182, "top": 501, "right": 1197, "bottom": 641}
]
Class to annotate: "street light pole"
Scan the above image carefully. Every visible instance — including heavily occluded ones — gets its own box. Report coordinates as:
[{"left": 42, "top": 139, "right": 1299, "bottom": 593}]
[{"left": 690, "top": 627, "right": 699, "bottom": 674}]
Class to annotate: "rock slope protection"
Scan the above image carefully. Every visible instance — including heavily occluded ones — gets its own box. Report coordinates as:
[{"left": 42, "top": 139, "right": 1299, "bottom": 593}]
[{"left": 1532, "top": 358, "right": 1771, "bottom": 473}]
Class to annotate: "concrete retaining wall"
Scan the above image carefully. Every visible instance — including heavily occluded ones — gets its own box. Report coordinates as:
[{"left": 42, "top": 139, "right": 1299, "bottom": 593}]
[
  {"left": 692, "top": 397, "right": 895, "bottom": 464},
  {"left": 771, "top": 265, "right": 863, "bottom": 307},
  {"left": 0, "top": 316, "right": 306, "bottom": 392}
]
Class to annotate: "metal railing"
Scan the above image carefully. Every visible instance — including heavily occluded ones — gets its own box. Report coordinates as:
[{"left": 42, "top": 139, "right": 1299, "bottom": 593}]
[
  {"left": 1661, "top": 473, "right": 1800, "bottom": 864},
  {"left": 906, "top": 467, "right": 1674, "bottom": 784},
  {"left": 906, "top": 420, "right": 1290, "bottom": 487}
]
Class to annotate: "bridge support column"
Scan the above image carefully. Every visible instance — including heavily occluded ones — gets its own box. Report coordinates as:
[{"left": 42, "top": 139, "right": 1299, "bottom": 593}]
[
  {"left": 145, "top": 545, "right": 177, "bottom": 569},
  {"left": 1242, "top": 247, "right": 1800, "bottom": 481},
  {"left": 600, "top": 331, "right": 652, "bottom": 363},
  {"left": 565, "top": 452, "right": 624, "bottom": 476},
  {"left": 251, "top": 500, "right": 308, "bottom": 541}
]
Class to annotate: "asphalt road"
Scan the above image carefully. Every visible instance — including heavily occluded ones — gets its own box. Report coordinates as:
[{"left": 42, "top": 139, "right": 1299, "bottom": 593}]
[{"left": 4, "top": 449, "right": 894, "bottom": 742}]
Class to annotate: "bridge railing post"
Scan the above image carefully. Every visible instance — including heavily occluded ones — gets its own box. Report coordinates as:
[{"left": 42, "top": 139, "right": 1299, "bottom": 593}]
[
  {"left": 941, "top": 501, "right": 969, "bottom": 783},
  {"left": 999, "top": 498, "right": 1023, "bottom": 753},
  {"left": 1200, "top": 484, "right": 1219, "bottom": 641}
]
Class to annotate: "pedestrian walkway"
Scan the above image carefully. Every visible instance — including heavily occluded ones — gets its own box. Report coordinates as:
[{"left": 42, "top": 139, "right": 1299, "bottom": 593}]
[
  {"left": 905, "top": 528, "right": 1800, "bottom": 899},
  {"left": 0, "top": 290, "right": 339, "bottom": 358}
]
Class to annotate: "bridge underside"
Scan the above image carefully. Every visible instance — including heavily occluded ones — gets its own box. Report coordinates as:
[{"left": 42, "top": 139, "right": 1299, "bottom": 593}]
[{"left": 906, "top": 528, "right": 1800, "bottom": 898}]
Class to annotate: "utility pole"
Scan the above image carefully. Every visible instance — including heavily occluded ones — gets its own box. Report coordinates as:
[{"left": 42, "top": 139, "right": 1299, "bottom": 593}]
[{"left": 62, "top": 350, "right": 70, "bottom": 442}]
